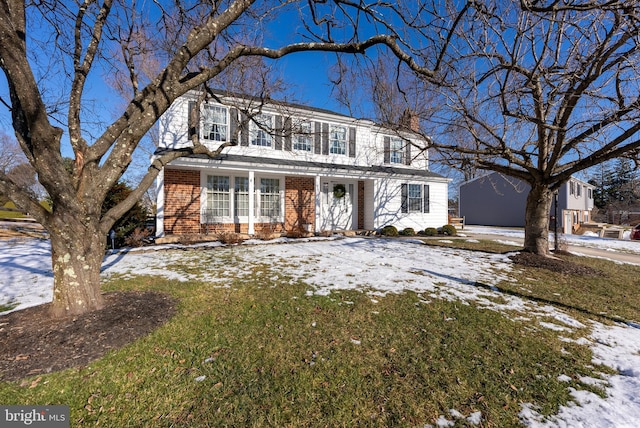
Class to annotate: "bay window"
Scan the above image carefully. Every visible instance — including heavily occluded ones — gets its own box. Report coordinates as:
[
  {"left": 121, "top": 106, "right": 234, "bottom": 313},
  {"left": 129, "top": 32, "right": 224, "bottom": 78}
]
[
  {"left": 206, "top": 176, "right": 230, "bottom": 217},
  {"left": 259, "top": 178, "right": 281, "bottom": 217}
]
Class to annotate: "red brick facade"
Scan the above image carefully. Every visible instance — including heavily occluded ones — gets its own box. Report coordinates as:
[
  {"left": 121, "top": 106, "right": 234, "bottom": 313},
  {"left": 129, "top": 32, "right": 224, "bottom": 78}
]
[
  {"left": 163, "top": 169, "right": 314, "bottom": 237},
  {"left": 163, "top": 169, "right": 201, "bottom": 235},
  {"left": 285, "top": 176, "right": 315, "bottom": 232}
]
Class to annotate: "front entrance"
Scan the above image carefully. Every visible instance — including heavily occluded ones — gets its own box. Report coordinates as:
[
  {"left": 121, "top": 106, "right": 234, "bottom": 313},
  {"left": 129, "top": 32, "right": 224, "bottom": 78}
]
[{"left": 320, "top": 180, "right": 355, "bottom": 231}]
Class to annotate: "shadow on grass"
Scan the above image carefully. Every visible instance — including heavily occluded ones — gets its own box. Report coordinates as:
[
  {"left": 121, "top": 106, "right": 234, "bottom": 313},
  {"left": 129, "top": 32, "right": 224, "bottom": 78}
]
[{"left": 418, "top": 267, "right": 639, "bottom": 328}]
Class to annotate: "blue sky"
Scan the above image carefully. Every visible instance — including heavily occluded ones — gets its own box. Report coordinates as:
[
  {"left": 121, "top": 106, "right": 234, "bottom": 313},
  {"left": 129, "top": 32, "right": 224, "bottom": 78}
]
[{"left": 0, "top": 3, "right": 360, "bottom": 162}]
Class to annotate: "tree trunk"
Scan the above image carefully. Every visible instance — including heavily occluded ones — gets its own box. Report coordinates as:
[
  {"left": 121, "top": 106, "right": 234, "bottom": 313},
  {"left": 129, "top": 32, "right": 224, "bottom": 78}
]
[
  {"left": 48, "top": 218, "right": 106, "bottom": 318},
  {"left": 523, "top": 183, "right": 553, "bottom": 256}
]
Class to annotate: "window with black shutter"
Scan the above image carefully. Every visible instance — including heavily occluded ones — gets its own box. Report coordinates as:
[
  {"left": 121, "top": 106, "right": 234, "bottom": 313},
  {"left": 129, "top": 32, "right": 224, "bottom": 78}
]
[
  {"left": 384, "top": 136, "right": 391, "bottom": 164},
  {"left": 400, "top": 183, "right": 430, "bottom": 213},
  {"left": 423, "top": 185, "right": 430, "bottom": 213},
  {"left": 188, "top": 101, "right": 198, "bottom": 140},
  {"left": 401, "top": 184, "right": 408, "bottom": 213}
]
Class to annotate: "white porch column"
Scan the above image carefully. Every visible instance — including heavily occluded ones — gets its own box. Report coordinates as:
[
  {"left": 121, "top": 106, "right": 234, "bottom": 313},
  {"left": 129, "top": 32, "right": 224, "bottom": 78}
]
[
  {"left": 315, "top": 174, "right": 321, "bottom": 233},
  {"left": 248, "top": 171, "right": 255, "bottom": 235},
  {"left": 155, "top": 168, "right": 165, "bottom": 237}
]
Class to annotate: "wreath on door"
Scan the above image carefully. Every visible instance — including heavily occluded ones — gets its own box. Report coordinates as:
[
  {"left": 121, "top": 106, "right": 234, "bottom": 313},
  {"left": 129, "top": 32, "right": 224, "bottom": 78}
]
[{"left": 333, "top": 183, "right": 346, "bottom": 199}]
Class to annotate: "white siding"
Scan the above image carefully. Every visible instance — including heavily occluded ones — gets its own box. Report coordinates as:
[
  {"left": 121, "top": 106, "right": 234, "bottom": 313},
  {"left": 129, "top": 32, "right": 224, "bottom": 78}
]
[
  {"left": 158, "top": 95, "right": 430, "bottom": 170},
  {"left": 373, "top": 178, "right": 448, "bottom": 231}
]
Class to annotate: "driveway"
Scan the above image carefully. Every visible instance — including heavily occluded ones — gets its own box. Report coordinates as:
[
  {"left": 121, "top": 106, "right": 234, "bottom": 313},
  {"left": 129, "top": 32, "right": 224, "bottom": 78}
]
[{"left": 462, "top": 230, "right": 640, "bottom": 265}]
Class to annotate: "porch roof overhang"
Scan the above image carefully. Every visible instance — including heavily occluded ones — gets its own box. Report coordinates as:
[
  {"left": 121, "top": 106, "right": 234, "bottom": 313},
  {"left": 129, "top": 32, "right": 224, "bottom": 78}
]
[{"left": 157, "top": 151, "right": 451, "bottom": 182}]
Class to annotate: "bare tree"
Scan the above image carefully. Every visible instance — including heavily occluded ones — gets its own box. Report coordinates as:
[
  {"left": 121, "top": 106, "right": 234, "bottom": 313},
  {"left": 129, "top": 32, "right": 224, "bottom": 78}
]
[
  {"left": 0, "top": 0, "right": 444, "bottom": 318},
  {"left": 0, "top": 132, "right": 26, "bottom": 175},
  {"left": 337, "top": 1, "right": 640, "bottom": 255}
]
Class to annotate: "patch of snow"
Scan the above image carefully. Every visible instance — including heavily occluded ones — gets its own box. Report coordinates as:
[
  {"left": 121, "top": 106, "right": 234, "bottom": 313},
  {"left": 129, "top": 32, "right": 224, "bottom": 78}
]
[{"left": 2, "top": 231, "right": 640, "bottom": 427}]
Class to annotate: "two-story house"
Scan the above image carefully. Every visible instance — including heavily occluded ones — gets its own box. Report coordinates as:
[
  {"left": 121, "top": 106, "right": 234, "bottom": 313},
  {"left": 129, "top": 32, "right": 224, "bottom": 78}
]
[
  {"left": 154, "top": 91, "right": 449, "bottom": 240},
  {"left": 459, "top": 172, "right": 595, "bottom": 234}
]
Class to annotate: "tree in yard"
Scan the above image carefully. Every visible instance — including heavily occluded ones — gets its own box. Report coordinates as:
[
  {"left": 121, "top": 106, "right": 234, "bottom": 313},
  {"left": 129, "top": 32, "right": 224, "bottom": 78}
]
[
  {"left": 590, "top": 158, "right": 639, "bottom": 223},
  {"left": 335, "top": 1, "right": 640, "bottom": 255},
  {"left": 0, "top": 0, "right": 450, "bottom": 318}
]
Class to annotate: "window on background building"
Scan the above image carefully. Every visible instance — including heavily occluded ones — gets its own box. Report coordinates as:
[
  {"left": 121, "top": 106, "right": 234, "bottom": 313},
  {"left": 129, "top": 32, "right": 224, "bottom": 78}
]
[
  {"left": 329, "top": 125, "right": 347, "bottom": 155},
  {"left": 577, "top": 185, "right": 582, "bottom": 197},
  {"left": 259, "top": 178, "right": 280, "bottom": 217},
  {"left": 206, "top": 175, "right": 230, "bottom": 217},
  {"left": 251, "top": 114, "right": 274, "bottom": 147},
  {"left": 588, "top": 188, "right": 593, "bottom": 199},
  {"left": 570, "top": 181, "right": 575, "bottom": 195},
  {"left": 294, "top": 121, "right": 313, "bottom": 151},
  {"left": 390, "top": 137, "right": 404, "bottom": 164},
  {"left": 234, "top": 177, "right": 249, "bottom": 217}
]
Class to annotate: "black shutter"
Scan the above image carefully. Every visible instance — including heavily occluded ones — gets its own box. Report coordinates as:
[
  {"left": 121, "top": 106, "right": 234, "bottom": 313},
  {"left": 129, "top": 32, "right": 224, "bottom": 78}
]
[
  {"left": 322, "top": 123, "right": 329, "bottom": 155},
  {"left": 240, "top": 112, "right": 249, "bottom": 146},
  {"left": 314, "top": 122, "right": 321, "bottom": 154},
  {"left": 229, "top": 108, "right": 238, "bottom": 144},
  {"left": 401, "top": 184, "right": 408, "bottom": 213},
  {"left": 348, "top": 126, "right": 356, "bottom": 158},
  {"left": 188, "top": 101, "right": 198, "bottom": 140},
  {"left": 284, "top": 117, "right": 292, "bottom": 151},
  {"left": 384, "top": 136, "right": 391, "bottom": 164},
  {"left": 275, "top": 115, "right": 283, "bottom": 150},
  {"left": 405, "top": 141, "right": 412, "bottom": 165},
  {"left": 423, "top": 184, "right": 430, "bottom": 213}
]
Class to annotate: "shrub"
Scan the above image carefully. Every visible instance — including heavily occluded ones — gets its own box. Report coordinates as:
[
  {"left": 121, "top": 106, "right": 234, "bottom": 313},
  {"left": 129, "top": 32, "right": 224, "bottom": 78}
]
[
  {"left": 217, "top": 231, "right": 244, "bottom": 245},
  {"left": 254, "top": 229, "right": 278, "bottom": 241},
  {"left": 421, "top": 227, "right": 438, "bottom": 237},
  {"left": 441, "top": 224, "right": 457, "bottom": 236},
  {"left": 286, "top": 227, "right": 308, "bottom": 239},
  {"left": 399, "top": 227, "right": 416, "bottom": 236},
  {"left": 123, "top": 227, "right": 153, "bottom": 247},
  {"left": 380, "top": 225, "right": 398, "bottom": 236}
]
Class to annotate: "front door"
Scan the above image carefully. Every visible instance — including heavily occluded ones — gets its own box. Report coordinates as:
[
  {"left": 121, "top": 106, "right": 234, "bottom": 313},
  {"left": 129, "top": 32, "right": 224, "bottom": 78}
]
[{"left": 320, "top": 180, "right": 354, "bottom": 231}]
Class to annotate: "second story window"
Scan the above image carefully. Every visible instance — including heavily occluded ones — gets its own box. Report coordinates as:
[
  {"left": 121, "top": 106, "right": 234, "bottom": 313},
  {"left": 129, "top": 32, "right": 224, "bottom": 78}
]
[
  {"left": 293, "top": 122, "right": 313, "bottom": 152},
  {"left": 202, "top": 105, "right": 228, "bottom": 142},
  {"left": 390, "top": 137, "right": 404, "bottom": 164},
  {"left": 250, "top": 114, "right": 274, "bottom": 147},
  {"left": 329, "top": 125, "right": 347, "bottom": 155}
]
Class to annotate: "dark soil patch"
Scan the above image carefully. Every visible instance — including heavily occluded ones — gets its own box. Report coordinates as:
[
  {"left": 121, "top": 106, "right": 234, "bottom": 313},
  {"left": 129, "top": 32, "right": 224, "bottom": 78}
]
[
  {"left": 0, "top": 290, "right": 176, "bottom": 382},
  {"left": 509, "top": 252, "right": 606, "bottom": 276}
]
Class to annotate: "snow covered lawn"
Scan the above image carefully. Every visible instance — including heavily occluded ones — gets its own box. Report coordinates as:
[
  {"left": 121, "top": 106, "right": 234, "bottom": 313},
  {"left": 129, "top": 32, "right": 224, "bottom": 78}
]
[{"left": 1, "top": 234, "right": 639, "bottom": 426}]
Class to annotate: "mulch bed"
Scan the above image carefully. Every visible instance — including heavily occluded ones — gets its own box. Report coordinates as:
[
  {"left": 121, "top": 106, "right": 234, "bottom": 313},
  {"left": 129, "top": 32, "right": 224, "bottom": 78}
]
[
  {"left": 509, "top": 251, "right": 606, "bottom": 276},
  {"left": 0, "top": 291, "right": 176, "bottom": 382}
]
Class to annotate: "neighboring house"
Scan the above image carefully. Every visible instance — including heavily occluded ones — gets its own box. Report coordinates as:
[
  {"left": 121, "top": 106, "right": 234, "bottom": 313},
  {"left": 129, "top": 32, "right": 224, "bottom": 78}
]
[
  {"left": 154, "top": 91, "right": 449, "bottom": 239},
  {"left": 459, "top": 172, "right": 594, "bottom": 234}
]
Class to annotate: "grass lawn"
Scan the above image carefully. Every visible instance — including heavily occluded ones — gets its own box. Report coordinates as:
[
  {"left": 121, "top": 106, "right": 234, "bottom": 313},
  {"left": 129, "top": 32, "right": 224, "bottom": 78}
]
[
  {"left": 0, "top": 209, "right": 24, "bottom": 219},
  {"left": 2, "top": 241, "right": 638, "bottom": 427}
]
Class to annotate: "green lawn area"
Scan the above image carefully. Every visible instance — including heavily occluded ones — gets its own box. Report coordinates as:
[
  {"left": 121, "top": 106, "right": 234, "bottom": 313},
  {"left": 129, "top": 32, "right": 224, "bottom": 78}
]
[
  {"left": 5, "top": 239, "right": 639, "bottom": 427},
  {"left": 0, "top": 209, "right": 24, "bottom": 219}
]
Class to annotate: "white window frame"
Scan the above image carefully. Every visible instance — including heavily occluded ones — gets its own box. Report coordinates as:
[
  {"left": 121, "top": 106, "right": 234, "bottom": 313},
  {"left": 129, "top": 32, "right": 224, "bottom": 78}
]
[
  {"left": 256, "top": 177, "right": 282, "bottom": 218},
  {"left": 234, "top": 177, "right": 249, "bottom": 217},
  {"left": 202, "top": 105, "right": 228, "bottom": 142},
  {"left": 293, "top": 121, "right": 313, "bottom": 152},
  {"left": 329, "top": 124, "right": 347, "bottom": 155},
  {"left": 205, "top": 175, "right": 231, "bottom": 219},
  {"left": 250, "top": 113, "right": 274, "bottom": 147},
  {"left": 407, "top": 184, "right": 423, "bottom": 213},
  {"left": 390, "top": 137, "right": 404, "bottom": 164}
]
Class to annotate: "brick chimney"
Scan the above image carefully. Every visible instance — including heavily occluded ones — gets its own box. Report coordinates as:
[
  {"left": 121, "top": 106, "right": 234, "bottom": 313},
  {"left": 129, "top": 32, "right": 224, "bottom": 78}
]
[{"left": 399, "top": 109, "right": 420, "bottom": 132}]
